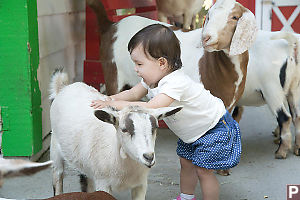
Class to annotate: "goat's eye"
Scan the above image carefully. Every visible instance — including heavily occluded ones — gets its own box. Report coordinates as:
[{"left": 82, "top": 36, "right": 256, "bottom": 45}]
[
  {"left": 121, "top": 128, "right": 127, "bottom": 133},
  {"left": 232, "top": 16, "right": 238, "bottom": 20}
]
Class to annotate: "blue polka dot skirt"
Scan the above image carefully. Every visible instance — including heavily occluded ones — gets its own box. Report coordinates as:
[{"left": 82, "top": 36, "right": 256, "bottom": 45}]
[{"left": 177, "top": 110, "right": 241, "bottom": 170}]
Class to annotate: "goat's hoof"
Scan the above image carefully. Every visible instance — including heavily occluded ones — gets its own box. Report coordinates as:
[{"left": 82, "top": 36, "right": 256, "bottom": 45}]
[
  {"left": 216, "top": 169, "right": 230, "bottom": 176},
  {"left": 273, "top": 138, "right": 280, "bottom": 144},
  {"left": 275, "top": 151, "right": 287, "bottom": 159},
  {"left": 294, "top": 146, "right": 300, "bottom": 156}
]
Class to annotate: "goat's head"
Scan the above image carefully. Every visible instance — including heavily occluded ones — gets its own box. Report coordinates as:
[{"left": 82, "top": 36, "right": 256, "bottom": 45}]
[
  {"left": 94, "top": 106, "right": 182, "bottom": 168},
  {"left": 202, "top": 0, "right": 257, "bottom": 56}
]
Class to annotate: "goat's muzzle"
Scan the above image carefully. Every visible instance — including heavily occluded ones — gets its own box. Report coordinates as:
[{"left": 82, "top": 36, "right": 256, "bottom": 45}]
[{"left": 143, "top": 152, "right": 155, "bottom": 168}]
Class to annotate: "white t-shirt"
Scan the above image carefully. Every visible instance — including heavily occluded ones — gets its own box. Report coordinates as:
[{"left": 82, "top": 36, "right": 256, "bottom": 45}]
[{"left": 141, "top": 69, "right": 226, "bottom": 143}]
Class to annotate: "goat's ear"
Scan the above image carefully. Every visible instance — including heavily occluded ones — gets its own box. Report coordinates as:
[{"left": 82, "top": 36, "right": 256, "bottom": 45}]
[
  {"left": 152, "top": 106, "right": 183, "bottom": 120},
  {"left": 229, "top": 10, "right": 257, "bottom": 56},
  {"left": 94, "top": 107, "right": 119, "bottom": 125},
  {"left": 0, "top": 159, "right": 53, "bottom": 178}
]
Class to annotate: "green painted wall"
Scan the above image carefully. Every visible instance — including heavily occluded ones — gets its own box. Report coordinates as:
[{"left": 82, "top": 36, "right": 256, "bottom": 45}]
[{"left": 0, "top": 0, "right": 42, "bottom": 156}]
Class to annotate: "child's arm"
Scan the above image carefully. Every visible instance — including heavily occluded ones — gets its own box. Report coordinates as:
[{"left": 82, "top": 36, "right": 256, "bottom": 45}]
[
  {"left": 91, "top": 83, "right": 147, "bottom": 108},
  {"left": 110, "top": 83, "right": 147, "bottom": 101},
  {"left": 91, "top": 93, "right": 174, "bottom": 110}
]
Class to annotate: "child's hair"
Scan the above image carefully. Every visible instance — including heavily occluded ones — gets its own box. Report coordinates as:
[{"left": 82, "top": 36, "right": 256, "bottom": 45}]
[{"left": 128, "top": 24, "right": 182, "bottom": 71}]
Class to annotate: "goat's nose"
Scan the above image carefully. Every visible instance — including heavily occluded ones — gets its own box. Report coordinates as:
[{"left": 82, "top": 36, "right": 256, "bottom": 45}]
[
  {"left": 143, "top": 153, "right": 154, "bottom": 162},
  {"left": 202, "top": 35, "right": 211, "bottom": 45}
]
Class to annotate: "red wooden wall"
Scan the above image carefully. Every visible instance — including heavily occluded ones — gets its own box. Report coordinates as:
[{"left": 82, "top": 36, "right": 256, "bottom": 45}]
[
  {"left": 272, "top": 6, "right": 300, "bottom": 32},
  {"left": 237, "top": 0, "right": 255, "bottom": 14},
  {"left": 84, "top": 0, "right": 157, "bottom": 90}
]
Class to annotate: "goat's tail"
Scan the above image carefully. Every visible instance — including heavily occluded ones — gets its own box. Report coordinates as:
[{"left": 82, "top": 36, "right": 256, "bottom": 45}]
[
  {"left": 86, "top": 0, "right": 113, "bottom": 34},
  {"left": 49, "top": 68, "right": 69, "bottom": 102},
  {"left": 271, "top": 32, "right": 299, "bottom": 66}
]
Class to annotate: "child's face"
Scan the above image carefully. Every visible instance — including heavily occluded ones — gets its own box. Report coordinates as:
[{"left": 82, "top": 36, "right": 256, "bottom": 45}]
[{"left": 130, "top": 44, "right": 168, "bottom": 86}]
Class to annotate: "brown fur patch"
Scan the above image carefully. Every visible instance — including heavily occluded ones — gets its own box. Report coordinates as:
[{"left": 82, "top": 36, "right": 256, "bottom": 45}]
[
  {"left": 215, "top": 4, "right": 246, "bottom": 51},
  {"left": 100, "top": 24, "right": 118, "bottom": 95},
  {"left": 199, "top": 50, "right": 248, "bottom": 112},
  {"left": 150, "top": 115, "right": 158, "bottom": 133},
  {"left": 125, "top": 114, "right": 135, "bottom": 136}
]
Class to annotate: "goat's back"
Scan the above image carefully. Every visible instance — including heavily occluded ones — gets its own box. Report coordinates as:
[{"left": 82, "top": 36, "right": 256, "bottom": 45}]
[
  {"left": 238, "top": 30, "right": 298, "bottom": 106},
  {"left": 50, "top": 82, "right": 117, "bottom": 174}
]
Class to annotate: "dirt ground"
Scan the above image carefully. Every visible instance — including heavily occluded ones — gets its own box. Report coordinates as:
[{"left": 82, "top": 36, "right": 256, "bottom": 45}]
[{"left": 1, "top": 106, "right": 299, "bottom": 200}]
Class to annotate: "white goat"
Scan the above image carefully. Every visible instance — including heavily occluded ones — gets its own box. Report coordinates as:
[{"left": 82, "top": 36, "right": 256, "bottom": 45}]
[
  {"left": 234, "top": 31, "right": 300, "bottom": 159},
  {"left": 49, "top": 70, "right": 182, "bottom": 199},
  {"left": 156, "top": 0, "right": 205, "bottom": 30}
]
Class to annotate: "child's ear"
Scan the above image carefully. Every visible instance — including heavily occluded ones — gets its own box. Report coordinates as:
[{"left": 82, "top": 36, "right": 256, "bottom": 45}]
[{"left": 158, "top": 57, "right": 168, "bottom": 69}]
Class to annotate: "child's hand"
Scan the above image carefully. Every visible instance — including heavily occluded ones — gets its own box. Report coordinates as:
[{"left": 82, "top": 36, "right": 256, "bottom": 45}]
[{"left": 90, "top": 99, "right": 111, "bottom": 109}]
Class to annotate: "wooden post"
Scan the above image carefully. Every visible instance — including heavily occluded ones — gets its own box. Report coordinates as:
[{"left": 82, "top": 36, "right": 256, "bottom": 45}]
[{"left": 0, "top": 0, "right": 42, "bottom": 156}]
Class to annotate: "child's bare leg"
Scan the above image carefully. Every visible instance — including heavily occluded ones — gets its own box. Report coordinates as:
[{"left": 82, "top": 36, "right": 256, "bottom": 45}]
[
  {"left": 179, "top": 157, "right": 198, "bottom": 194},
  {"left": 195, "top": 167, "right": 219, "bottom": 200}
]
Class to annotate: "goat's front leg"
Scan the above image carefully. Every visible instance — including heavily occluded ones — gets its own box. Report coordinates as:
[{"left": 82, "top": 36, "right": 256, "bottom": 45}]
[
  {"left": 275, "top": 110, "right": 292, "bottom": 159},
  {"left": 191, "top": 15, "right": 197, "bottom": 30},
  {"left": 262, "top": 89, "right": 292, "bottom": 158},
  {"left": 157, "top": 12, "right": 168, "bottom": 23},
  {"left": 287, "top": 90, "right": 300, "bottom": 156},
  {"left": 294, "top": 117, "right": 300, "bottom": 155},
  {"left": 131, "top": 182, "right": 147, "bottom": 200},
  {"left": 183, "top": 12, "right": 193, "bottom": 31},
  {"left": 95, "top": 180, "right": 112, "bottom": 194},
  {"left": 79, "top": 174, "right": 95, "bottom": 192}
]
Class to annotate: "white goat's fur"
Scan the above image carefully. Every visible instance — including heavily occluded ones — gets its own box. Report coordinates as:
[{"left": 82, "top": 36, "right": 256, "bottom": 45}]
[
  {"left": 49, "top": 71, "right": 181, "bottom": 199},
  {"left": 236, "top": 31, "right": 300, "bottom": 158}
]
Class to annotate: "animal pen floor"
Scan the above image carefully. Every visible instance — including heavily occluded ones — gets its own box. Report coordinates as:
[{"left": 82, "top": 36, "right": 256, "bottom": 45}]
[{"left": 1, "top": 105, "right": 299, "bottom": 200}]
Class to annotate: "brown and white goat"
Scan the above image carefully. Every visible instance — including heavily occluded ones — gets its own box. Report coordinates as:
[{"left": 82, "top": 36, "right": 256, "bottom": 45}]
[
  {"left": 156, "top": 0, "right": 204, "bottom": 30},
  {"left": 87, "top": 0, "right": 257, "bottom": 113}
]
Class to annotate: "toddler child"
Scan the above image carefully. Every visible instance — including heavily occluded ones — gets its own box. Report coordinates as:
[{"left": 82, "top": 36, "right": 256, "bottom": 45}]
[{"left": 91, "top": 24, "right": 241, "bottom": 200}]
